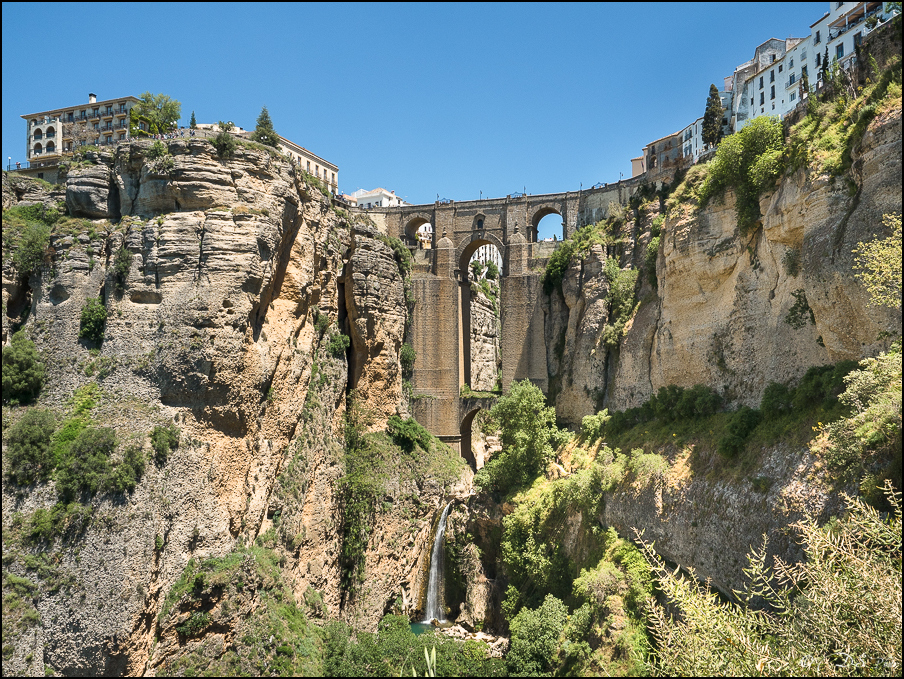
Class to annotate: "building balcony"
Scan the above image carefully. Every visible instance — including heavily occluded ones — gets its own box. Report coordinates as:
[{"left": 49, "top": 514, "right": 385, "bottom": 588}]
[
  {"left": 785, "top": 76, "right": 798, "bottom": 89},
  {"left": 102, "top": 111, "right": 115, "bottom": 119}
]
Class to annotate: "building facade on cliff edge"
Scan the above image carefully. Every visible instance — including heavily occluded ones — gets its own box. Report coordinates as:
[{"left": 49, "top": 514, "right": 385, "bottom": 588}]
[
  {"left": 18, "top": 93, "right": 140, "bottom": 180},
  {"left": 631, "top": 1, "right": 900, "bottom": 180},
  {"left": 353, "top": 187, "right": 409, "bottom": 209}
]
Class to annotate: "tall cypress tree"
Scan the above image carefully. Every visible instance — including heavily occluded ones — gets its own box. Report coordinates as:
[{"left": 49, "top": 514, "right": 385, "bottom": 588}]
[
  {"left": 251, "top": 106, "right": 280, "bottom": 148},
  {"left": 189, "top": 110, "right": 197, "bottom": 129},
  {"left": 702, "top": 84, "right": 725, "bottom": 147}
]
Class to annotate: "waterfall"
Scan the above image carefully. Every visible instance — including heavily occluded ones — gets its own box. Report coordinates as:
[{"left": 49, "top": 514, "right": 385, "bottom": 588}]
[{"left": 422, "top": 502, "right": 452, "bottom": 623}]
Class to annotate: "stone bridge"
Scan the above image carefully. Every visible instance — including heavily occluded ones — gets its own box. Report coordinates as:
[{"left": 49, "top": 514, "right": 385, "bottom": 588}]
[{"left": 358, "top": 182, "right": 648, "bottom": 461}]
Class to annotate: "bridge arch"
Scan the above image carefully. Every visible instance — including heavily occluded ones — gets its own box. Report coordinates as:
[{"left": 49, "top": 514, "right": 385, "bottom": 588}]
[
  {"left": 456, "top": 232, "right": 505, "bottom": 272},
  {"left": 530, "top": 205, "right": 564, "bottom": 242},
  {"left": 460, "top": 408, "right": 480, "bottom": 470},
  {"left": 404, "top": 213, "right": 433, "bottom": 248}
]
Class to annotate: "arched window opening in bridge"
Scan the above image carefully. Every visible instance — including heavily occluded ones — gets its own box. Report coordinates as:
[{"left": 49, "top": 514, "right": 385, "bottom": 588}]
[
  {"left": 534, "top": 210, "right": 564, "bottom": 243},
  {"left": 404, "top": 218, "right": 432, "bottom": 249}
]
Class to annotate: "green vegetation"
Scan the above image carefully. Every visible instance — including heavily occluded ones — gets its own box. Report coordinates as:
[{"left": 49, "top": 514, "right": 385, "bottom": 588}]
[
  {"left": 133, "top": 92, "right": 181, "bottom": 135},
  {"left": 78, "top": 297, "right": 107, "bottom": 344},
  {"left": 324, "top": 614, "right": 503, "bottom": 677},
  {"left": 212, "top": 128, "right": 237, "bottom": 158},
  {"left": 112, "top": 246, "right": 132, "bottom": 291},
  {"left": 327, "top": 332, "right": 350, "bottom": 358},
  {"left": 473, "top": 380, "right": 569, "bottom": 495},
  {"left": 400, "top": 342, "right": 416, "bottom": 379},
  {"left": 150, "top": 423, "right": 180, "bottom": 464},
  {"left": 702, "top": 83, "right": 725, "bottom": 147},
  {"left": 54, "top": 426, "right": 116, "bottom": 500},
  {"left": 814, "top": 342, "right": 901, "bottom": 494},
  {"left": 698, "top": 116, "right": 785, "bottom": 235},
  {"left": 156, "top": 546, "right": 321, "bottom": 677},
  {"left": 643, "top": 484, "right": 901, "bottom": 677},
  {"left": 784, "top": 288, "right": 815, "bottom": 328},
  {"left": 251, "top": 105, "right": 281, "bottom": 148},
  {"left": 787, "top": 55, "right": 901, "bottom": 178},
  {"left": 2, "top": 202, "right": 60, "bottom": 277},
  {"left": 338, "top": 397, "right": 464, "bottom": 603},
  {"left": 601, "top": 258, "right": 639, "bottom": 347},
  {"left": 301, "top": 170, "right": 331, "bottom": 197},
  {"left": 5, "top": 409, "right": 56, "bottom": 484},
  {"left": 2, "top": 331, "right": 46, "bottom": 405},
  {"left": 485, "top": 259, "right": 500, "bottom": 280},
  {"left": 541, "top": 216, "right": 626, "bottom": 294},
  {"left": 853, "top": 213, "right": 902, "bottom": 309},
  {"left": 189, "top": 110, "right": 197, "bottom": 129}
]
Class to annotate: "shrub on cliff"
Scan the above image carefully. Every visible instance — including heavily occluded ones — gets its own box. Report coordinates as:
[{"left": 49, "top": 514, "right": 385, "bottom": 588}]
[
  {"left": 642, "top": 483, "right": 902, "bottom": 677},
  {"left": 150, "top": 423, "right": 180, "bottom": 464},
  {"left": 506, "top": 595, "right": 569, "bottom": 676},
  {"left": 55, "top": 427, "right": 116, "bottom": 499},
  {"left": 112, "top": 246, "right": 132, "bottom": 291},
  {"left": 698, "top": 116, "right": 785, "bottom": 235},
  {"left": 853, "top": 213, "right": 902, "bottom": 309},
  {"left": 212, "top": 129, "right": 236, "bottom": 158},
  {"left": 2, "top": 331, "right": 46, "bottom": 405},
  {"left": 78, "top": 297, "right": 107, "bottom": 344},
  {"left": 5, "top": 408, "right": 56, "bottom": 485}
]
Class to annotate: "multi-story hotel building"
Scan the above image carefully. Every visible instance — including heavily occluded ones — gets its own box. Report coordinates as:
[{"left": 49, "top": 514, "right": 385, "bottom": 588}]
[{"left": 21, "top": 93, "right": 140, "bottom": 164}]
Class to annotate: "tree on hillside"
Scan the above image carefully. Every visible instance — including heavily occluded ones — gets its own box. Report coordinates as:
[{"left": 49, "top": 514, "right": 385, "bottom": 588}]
[
  {"left": 190, "top": 110, "right": 197, "bottom": 129},
  {"left": 853, "top": 213, "right": 902, "bottom": 308},
  {"left": 251, "top": 106, "right": 280, "bottom": 148},
  {"left": 134, "top": 92, "right": 181, "bottom": 133},
  {"left": 702, "top": 84, "right": 725, "bottom": 147}
]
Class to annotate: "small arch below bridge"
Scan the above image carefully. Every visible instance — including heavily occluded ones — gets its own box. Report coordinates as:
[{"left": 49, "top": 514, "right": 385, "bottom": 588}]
[
  {"left": 404, "top": 215, "right": 433, "bottom": 249},
  {"left": 459, "top": 397, "right": 497, "bottom": 471}
]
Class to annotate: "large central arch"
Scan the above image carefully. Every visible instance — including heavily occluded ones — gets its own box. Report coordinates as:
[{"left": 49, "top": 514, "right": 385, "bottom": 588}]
[{"left": 457, "top": 235, "right": 504, "bottom": 389}]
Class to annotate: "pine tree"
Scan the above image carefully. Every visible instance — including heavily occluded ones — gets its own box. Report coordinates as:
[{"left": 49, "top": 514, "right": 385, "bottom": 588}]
[
  {"left": 251, "top": 106, "right": 280, "bottom": 148},
  {"left": 702, "top": 84, "right": 725, "bottom": 147},
  {"left": 190, "top": 111, "right": 197, "bottom": 129}
]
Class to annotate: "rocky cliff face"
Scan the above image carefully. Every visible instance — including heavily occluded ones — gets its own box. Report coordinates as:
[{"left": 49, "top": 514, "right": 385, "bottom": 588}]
[
  {"left": 1, "top": 140, "right": 461, "bottom": 676},
  {"left": 469, "top": 285, "right": 500, "bottom": 392},
  {"left": 549, "top": 109, "right": 901, "bottom": 427}
]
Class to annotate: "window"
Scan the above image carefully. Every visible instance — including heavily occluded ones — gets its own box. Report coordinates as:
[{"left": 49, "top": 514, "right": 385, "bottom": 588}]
[
  {"left": 771, "top": 70, "right": 775, "bottom": 82},
  {"left": 837, "top": 43, "right": 844, "bottom": 59},
  {"left": 751, "top": 97, "right": 754, "bottom": 106},
  {"left": 760, "top": 92, "right": 765, "bottom": 105},
  {"left": 68, "top": 112, "right": 74, "bottom": 122},
  {"left": 790, "top": 73, "right": 796, "bottom": 85},
  {"left": 836, "top": 1, "right": 843, "bottom": 8},
  {"left": 854, "top": 32, "right": 862, "bottom": 47},
  {"left": 771, "top": 85, "right": 775, "bottom": 99},
  {"left": 94, "top": 122, "right": 99, "bottom": 130},
  {"left": 816, "top": 52, "right": 822, "bottom": 66},
  {"left": 759, "top": 76, "right": 764, "bottom": 88},
  {"left": 779, "top": 65, "right": 783, "bottom": 73},
  {"left": 801, "top": 50, "right": 807, "bottom": 60},
  {"left": 790, "top": 92, "right": 796, "bottom": 102},
  {"left": 802, "top": 65, "right": 808, "bottom": 77},
  {"left": 306, "top": 161, "right": 310, "bottom": 171},
  {"left": 815, "top": 30, "right": 821, "bottom": 44}
]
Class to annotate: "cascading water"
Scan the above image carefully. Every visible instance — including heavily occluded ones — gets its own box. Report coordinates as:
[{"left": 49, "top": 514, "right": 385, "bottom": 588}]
[{"left": 422, "top": 502, "right": 452, "bottom": 623}]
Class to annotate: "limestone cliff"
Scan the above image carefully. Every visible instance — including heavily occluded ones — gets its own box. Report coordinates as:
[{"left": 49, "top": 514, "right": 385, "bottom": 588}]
[
  {"left": 548, "top": 109, "right": 902, "bottom": 427},
  {"left": 1, "top": 140, "right": 458, "bottom": 676}
]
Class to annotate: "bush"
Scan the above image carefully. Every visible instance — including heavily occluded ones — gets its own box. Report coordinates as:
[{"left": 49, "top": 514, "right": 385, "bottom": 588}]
[
  {"left": 5, "top": 409, "right": 56, "bottom": 484},
  {"left": 642, "top": 484, "right": 902, "bottom": 677},
  {"left": 150, "top": 424, "right": 180, "bottom": 463},
  {"left": 386, "top": 415, "right": 432, "bottom": 453},
  {"left": 79, "top": 297, "right": 107, "bottom": 343},
  {"left": 485, "top": 260, "right": 499, "bottom": 280},
  {"left": 104, "top": 445, "right": 145, "bottom": 493},
  {"left": 601, "top": 258, "right": 639, "bottom": 348},
  {"left": 506, "top": 595, "right": 569, "bottom": 676},
  {"left": 400, "top": 342, "right": 416, "bottom": 379},
  {"left": 112, "top": 246, "right": 132, "bottom": 291},
  {"left": 2, "top": 331, "right": 46, "bottom": 404},
  {"left": 11, "top": 223, "right": 51, "bottom": 276},
  {"left": 699, "top": 116, "right": 785, "bottom": 234},
  {"left": 327, "top": 332, "right": 350, "bottom": 358},
  {"left": 212, "top": 130, "right": 236, "bottom": 158},
  {"left": 146, "top": 140, "right": 168, "bottom": 160},
  {"left": 785, "top": 289, "right": 815, "bottom": 329},
  {"left": 55, "top": 427, "right": 116, "bottom": 499},
  {"left": 792, "top": 360, "right": 858, "bottom": 411},
  {"left": 761, "top": 381, "right": 793, "bottom": 418},
  {"left": 581, "top": 410, "right": 611, "bottom": 443},
  {"left": 717, "top": 406, "right": 762, "bottom": 458}
]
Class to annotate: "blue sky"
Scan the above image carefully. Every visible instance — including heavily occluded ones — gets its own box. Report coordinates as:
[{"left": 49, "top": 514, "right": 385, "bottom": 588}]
[{"left": 3, "top": 1, "right": 825, "bottom": 231}]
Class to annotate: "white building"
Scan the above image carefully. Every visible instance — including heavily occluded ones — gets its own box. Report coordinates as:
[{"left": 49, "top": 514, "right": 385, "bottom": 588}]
[
  {"left": 469, "top": 243, "right": 502, "bottom": 274},
  {"left": 733, "top": 2, "right": 898, "bottom": 132},
  {"left": 352, "top": 188, "right": 408, "bottom": 209}
]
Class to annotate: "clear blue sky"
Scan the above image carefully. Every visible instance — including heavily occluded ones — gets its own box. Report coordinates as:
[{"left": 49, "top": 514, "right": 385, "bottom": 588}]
[{"left": 3, "top": 2, "right": 824, "bottom": 216}]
